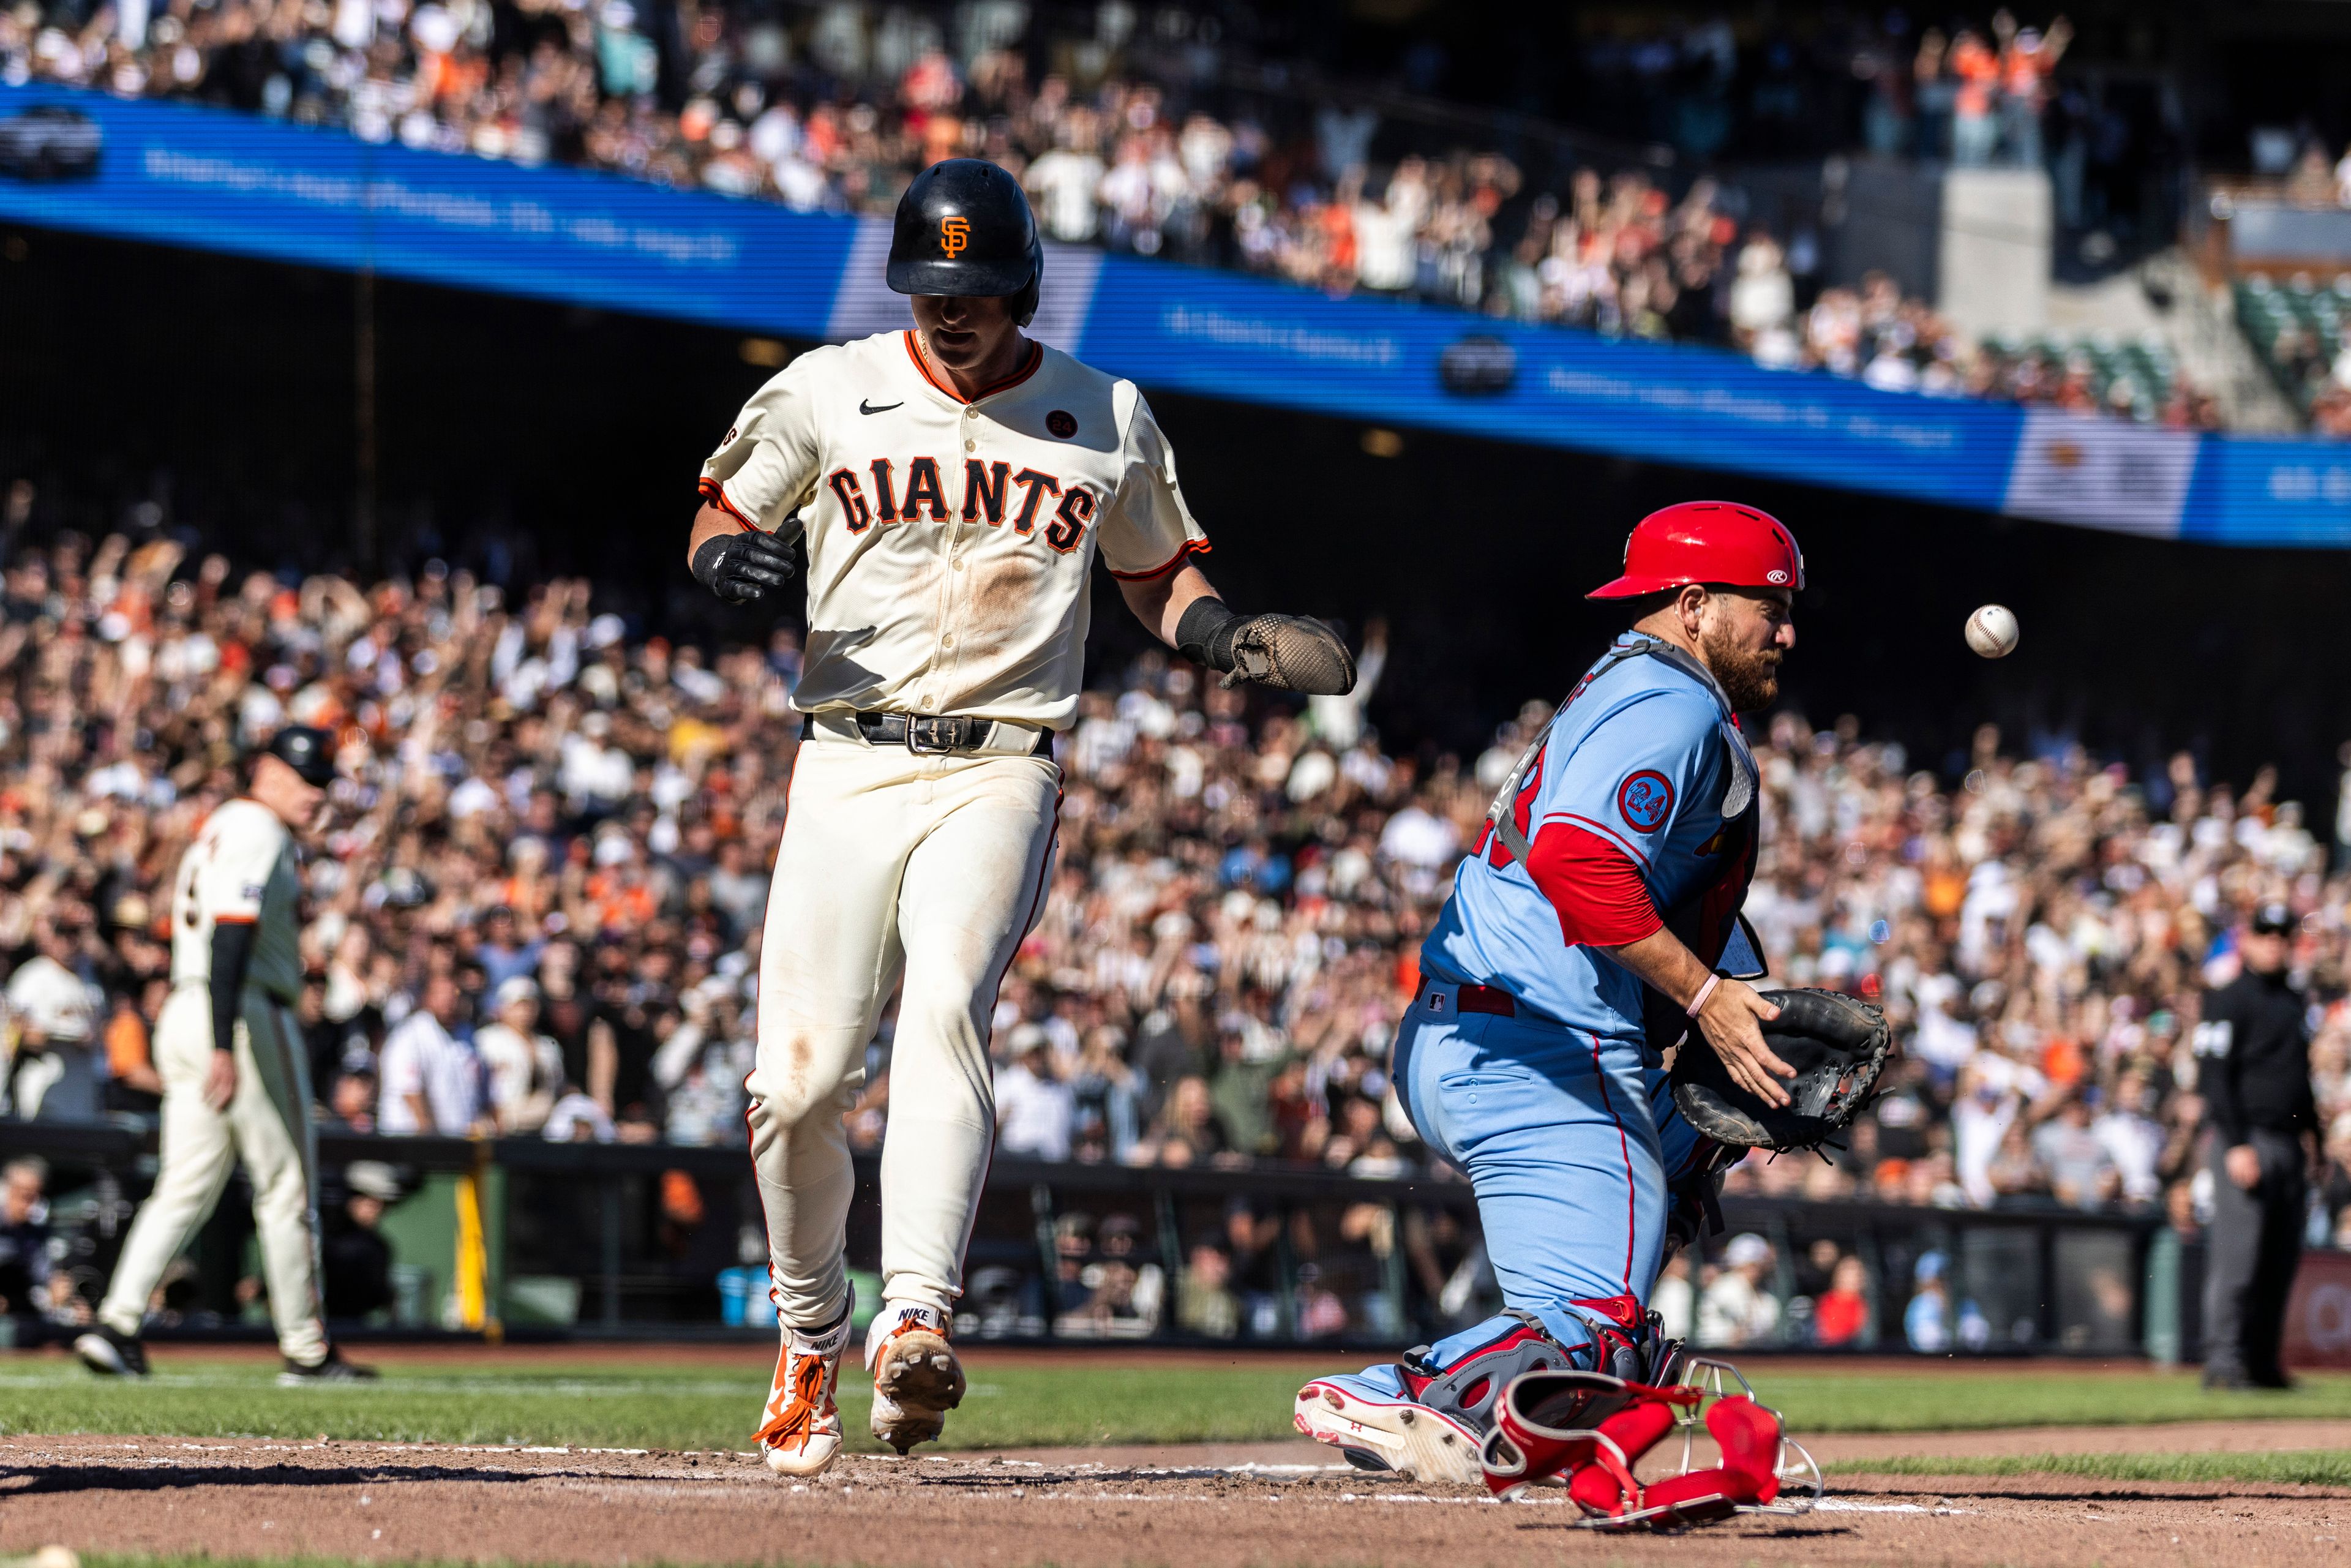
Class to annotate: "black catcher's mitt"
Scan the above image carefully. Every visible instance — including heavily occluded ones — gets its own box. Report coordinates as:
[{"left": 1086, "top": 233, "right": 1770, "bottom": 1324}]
[{"left": 1671, "top": 988, "right": 1891, "bottom": 1152}]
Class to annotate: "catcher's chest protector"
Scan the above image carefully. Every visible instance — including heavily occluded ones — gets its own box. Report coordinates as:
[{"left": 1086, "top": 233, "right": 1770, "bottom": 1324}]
[{"left": 1480, "top": 634, "right": 1762, "bottom": 1060}]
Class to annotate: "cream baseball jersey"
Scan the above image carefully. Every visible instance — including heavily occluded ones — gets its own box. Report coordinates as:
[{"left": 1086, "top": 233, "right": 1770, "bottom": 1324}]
[
  {"left": 170, "top": 798, "right": 304, "bottom": 1000},
  {"left": 698, "top": 331, "right": 1210, "bottom": 730}
]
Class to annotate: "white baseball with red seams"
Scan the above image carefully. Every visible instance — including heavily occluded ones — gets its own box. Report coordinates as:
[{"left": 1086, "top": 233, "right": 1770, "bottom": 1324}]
[
  {"left": 1964, "top": 604, "right": 2019, "bottom": 658},
  {"left": 700, "top": 329, "right": 1211, "bottom": 1400}
]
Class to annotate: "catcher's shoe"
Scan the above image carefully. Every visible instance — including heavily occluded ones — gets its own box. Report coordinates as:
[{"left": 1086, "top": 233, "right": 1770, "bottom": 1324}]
[
  {"left": 74, "top": 1324, "right": 149, "bottom": 1379},
  {"left": 866, "top": 1302, "right": 963, "bottom": 1455},
  {"left": 1292, "top": 1364, "right": 1485, "bottom": 1484},
  {"left": 757, "top": 1294, "right": 856, "bottom": 1477},
  {"left": 1293, "top": 1307, "right": 1606, "bottom": 1485}
]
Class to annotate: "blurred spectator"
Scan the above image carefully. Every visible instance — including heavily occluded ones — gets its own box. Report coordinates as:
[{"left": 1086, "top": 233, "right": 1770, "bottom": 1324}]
[
  {"left": 2032, "top": 1091, "right": 2121, "bottom": 1209},
  {"left": 1814, "top": 1255, "right": 1872, "bottom": 1346},
  {"left": 1176, "top": 1242, "right": 1240, "bottom": 1340},
  {"left": 0, "top": 1157, "right": 54, "bottom": 1321},
  {"left": 1697, "top": 1232, "right": 1782, "bottom": 1348},
  {"left": 543, "top": 1085, "right": 618, "bottom": 1142},
  {"left": 2095, "top": 1070, "right": 2167, "bottom": 1206},
  {"left": 102, "top": 987, "right": 165, "bottom": 1116},
  {"left": 321, "top": 1161, "right": 399, "bottom": 1321},
  {"left": 4, "top": 926, "right": 103, "bottom": 1119},
  {"left": 1905, "top": 1251, "right": 1953, "bottom": 1351},
  {"left": 377, "top": 970, "right": 484, "bottom": 1136},
  {"left": 997, "top": 1024, "right": 1075, "bottom": 1163},
  {"left": 474, "top": 977, "right": 564, "bottom": 1134},
  {"left": 1651, "top": 1251, "right": 1695, "bottom": 1341}
]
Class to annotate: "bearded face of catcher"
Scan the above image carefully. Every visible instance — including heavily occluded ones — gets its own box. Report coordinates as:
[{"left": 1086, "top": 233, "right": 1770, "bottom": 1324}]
[{"left": 1686, "top": 585, "right": 1794, "bottom": 711}]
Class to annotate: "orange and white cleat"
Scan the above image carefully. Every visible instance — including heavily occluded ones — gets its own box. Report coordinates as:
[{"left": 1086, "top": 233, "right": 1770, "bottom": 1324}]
[
  {"left": 865, "top": 1301, "right": 964, "bottom": 1454},
  {"left": 756, "top": 1291, "right": 855, "bottom": 1477}
]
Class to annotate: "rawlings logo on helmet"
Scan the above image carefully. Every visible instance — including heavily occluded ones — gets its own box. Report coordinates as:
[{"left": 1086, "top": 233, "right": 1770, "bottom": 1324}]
[{"left": 939, "top": 216, "right": 970, "bottom": 256}]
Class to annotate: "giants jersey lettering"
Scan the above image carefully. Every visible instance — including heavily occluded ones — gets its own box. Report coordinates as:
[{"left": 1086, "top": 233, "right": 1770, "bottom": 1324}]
[
  {"left": 1422, "top": 642, "right": 1735, "bottom": 1041},
  {"left": 170, "top": 798, "right": 304, "bottom": 1000},
  {"left": 699, "top": 331, "right": 1210, "bottom": 730}
]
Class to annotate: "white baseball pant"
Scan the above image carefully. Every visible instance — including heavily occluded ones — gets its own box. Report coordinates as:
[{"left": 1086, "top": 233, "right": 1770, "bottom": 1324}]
[
  {"left": 748, "top": 719, "right": 1058, "bottom": 1329},
  {"left": 98, "top": 984, "right": 329, "bottom": 1365}
]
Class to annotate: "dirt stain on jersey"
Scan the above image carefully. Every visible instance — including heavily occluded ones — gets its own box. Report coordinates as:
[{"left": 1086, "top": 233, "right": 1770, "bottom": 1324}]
[{"left": 966, "top": 555, "right": 1038, "bottom": 647}]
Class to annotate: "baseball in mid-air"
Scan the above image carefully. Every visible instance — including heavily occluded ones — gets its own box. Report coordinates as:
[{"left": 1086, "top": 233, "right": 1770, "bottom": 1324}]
[{"left": 1965, "top": 604, "right": 2020, "bottom": 658}]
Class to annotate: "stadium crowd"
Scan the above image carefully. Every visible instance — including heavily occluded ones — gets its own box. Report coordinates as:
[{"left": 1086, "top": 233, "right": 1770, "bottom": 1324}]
[
  {"left": 0, "top": 522, "right": 2344, "bottom": 1342},
  {"left": 0, "top": 0, "right": 2214, "bottom": 425}
]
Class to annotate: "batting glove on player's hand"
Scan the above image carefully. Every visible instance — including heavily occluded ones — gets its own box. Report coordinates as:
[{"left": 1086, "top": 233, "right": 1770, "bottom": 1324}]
[
  {"left": 1178, "top": 598, "right": 1358, "bottom": 696},
  {"left": 692, "top": 527, "right": 797, "bottom": 606},
  {"left": 1224, "top": 612, "right": 1359, "bottom": 695}
]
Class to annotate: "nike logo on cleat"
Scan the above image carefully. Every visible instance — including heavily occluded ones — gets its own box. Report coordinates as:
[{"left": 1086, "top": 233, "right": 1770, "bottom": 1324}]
[{"left": 859, "top": 400, "right": 903, "bottom": 415}]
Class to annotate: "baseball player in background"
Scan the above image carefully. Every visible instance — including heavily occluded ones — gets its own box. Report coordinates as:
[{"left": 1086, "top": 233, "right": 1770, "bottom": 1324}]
[
  {"left": 1294, "top": 503, "right": 1802, "bottom": 1485},
  {"left": 686, "top": 158, "right": 1356, "bottom": 1476},
  {"left": 77, "top": 727, "right": 374, "bottom": 1383}
]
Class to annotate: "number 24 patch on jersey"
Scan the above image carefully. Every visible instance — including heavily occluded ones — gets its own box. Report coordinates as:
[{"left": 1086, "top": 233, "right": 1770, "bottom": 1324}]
[{"left": 1616, "top": 770, "right": 1675, "bottom": 831}]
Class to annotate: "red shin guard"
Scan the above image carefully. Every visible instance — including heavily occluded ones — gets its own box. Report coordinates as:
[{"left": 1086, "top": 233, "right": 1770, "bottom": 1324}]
[
  {"left": 1563, "top": 1398, "right": 1678, "bottom": 1516},
  {"left": 1626, "top": 1395, "right": 1784, "bottom": 1526},
  {"left": 1479, "top": 1369, "right": 1697, "bottom": 1512}
]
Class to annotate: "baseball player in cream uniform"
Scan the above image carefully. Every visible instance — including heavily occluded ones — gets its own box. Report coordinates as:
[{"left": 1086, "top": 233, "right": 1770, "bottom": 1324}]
[
  {"left": 77, "top": 727, "right": 373, "bottom": 1384},
  {"left": 687, "top": 159, "right": 1356, "bottom": 1476}
]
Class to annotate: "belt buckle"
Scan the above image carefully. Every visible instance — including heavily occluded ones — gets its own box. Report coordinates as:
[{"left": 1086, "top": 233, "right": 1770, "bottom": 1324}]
[{"left": 905, "top": 715, "right": 967, "bottom": 755}]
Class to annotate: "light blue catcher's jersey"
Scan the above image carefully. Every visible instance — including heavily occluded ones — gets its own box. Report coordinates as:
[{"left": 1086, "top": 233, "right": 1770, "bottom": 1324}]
[{"left": 1422, "top": 638, "right": 1750, "bottom": 1043}]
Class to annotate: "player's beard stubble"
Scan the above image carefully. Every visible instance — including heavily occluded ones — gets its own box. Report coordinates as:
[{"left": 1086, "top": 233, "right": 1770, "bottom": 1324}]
[{"left": 1700, "top": 622, "right": 1782, "bottom": 713}]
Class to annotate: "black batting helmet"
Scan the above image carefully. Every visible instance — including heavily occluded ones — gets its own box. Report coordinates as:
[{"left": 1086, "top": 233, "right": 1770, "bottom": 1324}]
[
  {"left": 257, "top": 725, "right": 339, "bottom": 787},
  {"left": 886, "top": 158, "right": 1042, "bottom": 327}
]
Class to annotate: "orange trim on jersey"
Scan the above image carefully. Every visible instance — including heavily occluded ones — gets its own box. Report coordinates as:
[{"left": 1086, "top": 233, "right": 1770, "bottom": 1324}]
[
  {"left": 1106, "top": 538, "right": 1213, "bottom": 581},
  {"left": 212, "top": 913, "right": 258, "bottom": 925},
  {"left": 901, "top": 331, "right": 1044, "bottom": 405},
  {"left": 697, "top": 478, "right": 757, "bottom": 531}
]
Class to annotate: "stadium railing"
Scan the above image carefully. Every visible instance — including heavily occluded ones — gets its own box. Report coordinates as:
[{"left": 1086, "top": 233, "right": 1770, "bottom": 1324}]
[{"left": 6, "top": 1123, "right": 2201, "bottom": 1359}]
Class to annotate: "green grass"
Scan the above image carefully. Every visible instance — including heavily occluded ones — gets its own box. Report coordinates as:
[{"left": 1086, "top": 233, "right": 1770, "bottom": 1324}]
[
  {"left": 1761, "top": 1370, "right": 2351, "bottom": 1433},
  {"left": 1828, "top": 1449, "right": 2351, "bottom": 1487},
  {"left": 0, "top": 1357, "right": 1323, "bottom": 1452},
  {"left": 4, "top": 1357, "right": 2351, "bottom": 1452}
]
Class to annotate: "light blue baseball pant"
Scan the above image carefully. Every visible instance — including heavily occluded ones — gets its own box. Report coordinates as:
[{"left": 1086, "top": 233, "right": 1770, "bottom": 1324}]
[{"left": 1395, "top": 977, "right": 1704, "bottom": 1364}]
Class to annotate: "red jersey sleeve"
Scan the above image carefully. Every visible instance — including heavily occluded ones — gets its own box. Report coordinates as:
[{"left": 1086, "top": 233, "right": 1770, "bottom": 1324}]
[{"left": 1523, "top": 820, "right": 1665, "bottom": 948}]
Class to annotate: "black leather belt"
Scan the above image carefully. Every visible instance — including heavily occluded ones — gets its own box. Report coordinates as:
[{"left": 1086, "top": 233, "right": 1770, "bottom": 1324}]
[{"left": 850, "top": 710, "right": 1051, "bottom": 756}]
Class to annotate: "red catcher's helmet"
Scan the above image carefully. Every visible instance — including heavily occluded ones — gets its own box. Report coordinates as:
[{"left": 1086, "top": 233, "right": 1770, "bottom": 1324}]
[{"left": 1587, "top": 501, "right": 1805, "bottom": 600}]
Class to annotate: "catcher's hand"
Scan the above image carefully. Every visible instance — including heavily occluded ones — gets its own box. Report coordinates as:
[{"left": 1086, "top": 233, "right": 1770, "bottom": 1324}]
[
  {"left": 1673, "top": 988, "right": 1892, "bottom": 1152},
  {"left": 1692, "top": 978, "right": 1793, "bottom": 1106},
  {"left": 692, "top": 527, "right": 797, "bottom": 606},
  {"left": 1222, "top": 613, "right": 1357, "bottom": 695}
]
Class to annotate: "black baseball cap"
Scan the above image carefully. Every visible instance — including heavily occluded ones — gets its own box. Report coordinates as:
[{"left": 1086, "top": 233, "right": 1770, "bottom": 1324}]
[
  {"left": 259, "top": 725, "right": 339, "bottom": 787},
  {"left": 2249, "top": 902, "right": 2295, "bottom": 937}
]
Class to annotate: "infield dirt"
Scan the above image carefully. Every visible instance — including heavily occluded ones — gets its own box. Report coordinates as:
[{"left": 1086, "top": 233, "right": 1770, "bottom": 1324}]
[{"left": 6, "top": 1427, "right": 2350, "bottom": 1568}]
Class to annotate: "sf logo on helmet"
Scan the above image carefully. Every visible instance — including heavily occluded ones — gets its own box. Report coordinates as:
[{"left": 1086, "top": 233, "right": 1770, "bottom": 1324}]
[{"left": 939, "top": 216, "right": 970, "bottom": 257}]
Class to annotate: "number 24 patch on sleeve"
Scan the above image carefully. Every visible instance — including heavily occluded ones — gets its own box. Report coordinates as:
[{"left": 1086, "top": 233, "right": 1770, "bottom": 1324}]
[{"left": 1616, "top": 770, "right": 1674, "bottom": 831}]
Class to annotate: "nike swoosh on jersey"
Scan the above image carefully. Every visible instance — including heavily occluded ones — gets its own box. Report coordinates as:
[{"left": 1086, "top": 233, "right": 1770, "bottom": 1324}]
[{"left": 859, "top": 400, "right": 904, "bottom": 415}]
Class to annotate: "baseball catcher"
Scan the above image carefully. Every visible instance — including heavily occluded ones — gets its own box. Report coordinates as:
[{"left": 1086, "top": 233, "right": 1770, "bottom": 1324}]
[
  {"left": 686, "top": 158, "right": 1354, "bottom": 1478},
  {"left": 1294, "top": 502, "right": 1870, "bottom": 1517}
]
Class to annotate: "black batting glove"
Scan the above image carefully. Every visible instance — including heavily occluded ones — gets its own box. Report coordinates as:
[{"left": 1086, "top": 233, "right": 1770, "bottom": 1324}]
[{"left": 692, "top": 527, "right": 797, "bottom": 606}]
